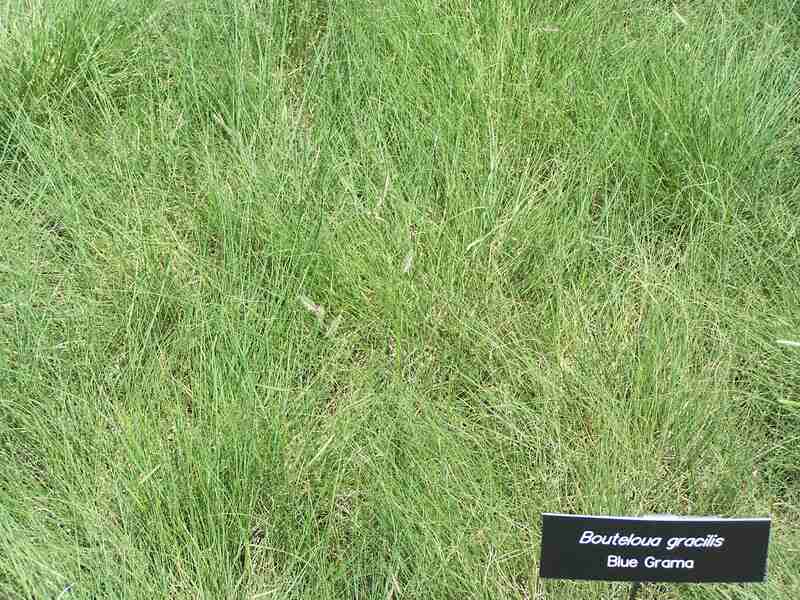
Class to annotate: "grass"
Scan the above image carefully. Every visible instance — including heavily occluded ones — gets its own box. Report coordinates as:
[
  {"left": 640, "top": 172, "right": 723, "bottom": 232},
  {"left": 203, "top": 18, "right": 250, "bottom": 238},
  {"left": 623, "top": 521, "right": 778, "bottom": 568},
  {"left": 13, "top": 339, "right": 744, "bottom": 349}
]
[{"left": 1, "top": 0, "right": 799, "bottom": 598}]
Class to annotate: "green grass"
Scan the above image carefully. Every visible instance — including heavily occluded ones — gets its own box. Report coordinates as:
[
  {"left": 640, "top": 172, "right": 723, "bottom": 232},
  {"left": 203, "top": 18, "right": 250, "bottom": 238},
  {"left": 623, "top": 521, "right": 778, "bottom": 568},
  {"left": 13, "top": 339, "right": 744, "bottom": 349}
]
[{"left": 1, "top": 0, "right": 799, "bottom": 598}]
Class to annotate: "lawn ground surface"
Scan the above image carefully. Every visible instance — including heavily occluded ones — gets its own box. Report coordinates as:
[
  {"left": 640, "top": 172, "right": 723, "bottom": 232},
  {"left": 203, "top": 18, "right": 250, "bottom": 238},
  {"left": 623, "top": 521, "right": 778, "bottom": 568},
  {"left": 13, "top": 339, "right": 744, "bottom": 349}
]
[{"left": 1, "top": 1, "right": 799, "bottom": 598}]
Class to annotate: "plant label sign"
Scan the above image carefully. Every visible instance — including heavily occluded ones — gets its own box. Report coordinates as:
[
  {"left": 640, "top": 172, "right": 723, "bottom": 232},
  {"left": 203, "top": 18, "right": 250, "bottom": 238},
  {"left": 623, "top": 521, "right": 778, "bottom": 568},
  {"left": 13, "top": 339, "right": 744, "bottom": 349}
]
[{"left": 539, "top": 513, "right": 770, "bottom": 583}]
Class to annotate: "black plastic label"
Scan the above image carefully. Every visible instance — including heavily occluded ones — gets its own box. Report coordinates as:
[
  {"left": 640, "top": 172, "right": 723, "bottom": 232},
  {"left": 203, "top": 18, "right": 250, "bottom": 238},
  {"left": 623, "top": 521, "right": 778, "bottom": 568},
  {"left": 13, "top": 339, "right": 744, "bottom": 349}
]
[{"left": 539, "top": 513, "right": 770, "bottom": 583}]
